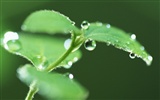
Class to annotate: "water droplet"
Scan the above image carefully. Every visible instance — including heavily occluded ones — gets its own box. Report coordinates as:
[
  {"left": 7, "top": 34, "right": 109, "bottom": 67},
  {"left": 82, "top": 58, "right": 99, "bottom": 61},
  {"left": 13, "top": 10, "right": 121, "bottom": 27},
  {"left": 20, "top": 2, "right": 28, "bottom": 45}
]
[
  {"left": 35, "top": 55, "right": 49, "bottom": 71},
  {"left": 131, "top": 34, "right": 136, "bottom": 40},
  {"left": 73, "top": 57, "right": 78, "bottom": 63},
  {"left": 64, "top": 73, "right": 74, "bottom": 79},
  {"left": 21, "top": 25, "right": 27, "bottom": 30},
  {"left": 106, "top": 24, "right": 111, "bottom": 28},
  {"left": 81, "top": 21, "right": 90, "bottom": 29},
  {"left": 106, "top": 42, "right": 111, "bottom": 46},
  {"left": 63, "top": 61, "right": 73, "bottom": 69},
  {"left": 140, "top": 46, "right": 145, "bottom": 50},
  {"left": 129, "top": 53, "right": 136, "bottom": 59},
  {"left": 148, "top": 55, "right": 153, "bottom": 61},
  {"left": 71, "top": 21, "right": 75, "bottom": 25},
  {"left": 69, "top": 73, "right": 74, "bottom": 79},
  {"left": 5, "top": 40, "right": 21, "bottom": 52},
  {"left": 84, "top": 39, "right": 96, "bottom": 51},
  {"left": 3, "top": 31, "right": 21, "bottom": 52},
  {"left": 64, "top": 39, "right": 71, "bottom": 50}
]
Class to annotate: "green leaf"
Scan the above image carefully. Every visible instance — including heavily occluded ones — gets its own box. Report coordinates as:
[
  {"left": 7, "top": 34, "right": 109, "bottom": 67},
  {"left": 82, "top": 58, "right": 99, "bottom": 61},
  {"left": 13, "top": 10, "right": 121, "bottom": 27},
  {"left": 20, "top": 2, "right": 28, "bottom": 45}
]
[
  {"left": 17, "top": 64, "right": 88, "bottom": 99},
  {"left": 83, "top": 23, "right": 153, "bottom": 66},
  {"left": 1, "top": 32, "right": 81, "bottom": 69},
  {"left": 22, "top": 10, "right": 81, "bottom": 34}
]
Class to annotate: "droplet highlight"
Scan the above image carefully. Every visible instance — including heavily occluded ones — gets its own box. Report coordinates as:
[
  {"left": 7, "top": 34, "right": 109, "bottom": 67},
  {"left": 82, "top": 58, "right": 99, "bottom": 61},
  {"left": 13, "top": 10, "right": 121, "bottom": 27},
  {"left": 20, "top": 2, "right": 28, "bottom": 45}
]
[
  {"left": 3, "top": 31, "right": 19, "bottom": 44},
  {"left": 64, "top": 73, "right": 74, "bottom": 79},
  {"left": 106, "top": 24, "right": 111, "bottom": 28},
  {"left": 84, "top": 39, "right": 96, "bottom": 51},
  {"left": 148, "top": 55, "right": 153, "bottom": 61},
  {"left": 106, "top": 42, "right": 111, "bottom": 46},
  {"left": 131, "top": 34, "right": 136, "bottom": 40},
  {"left": 129, "top": 53, "right": 136, "bottom": 59},
  {"left": 81, "top": 21, "right": 90, "bottom": 29},
  {"left": 64, "top": 39, "right": 71, "bottom": 50},
  {"left": 69, "top": 73, "right": 74, "bottom": 79},
  {"left": 140, "top": 46, "right": 145, "bottom": 50}
]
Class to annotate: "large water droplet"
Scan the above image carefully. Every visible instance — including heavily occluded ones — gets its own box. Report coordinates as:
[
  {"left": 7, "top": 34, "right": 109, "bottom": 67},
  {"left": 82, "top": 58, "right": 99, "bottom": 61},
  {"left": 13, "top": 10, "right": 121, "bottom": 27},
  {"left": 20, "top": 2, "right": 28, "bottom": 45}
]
[
  {"left": 3, "top": 31, "right": 21, "bottom": 52},
  {"left": 81, "top": 21, "right": 90, "bottom": 29},
  {"left": 64, "top": 39, "right": 71, "bottom": 50},
  {"left": 5, "top": 40, "right": 21, "bottom": 52},
  {"left": 84, "top": 39, "right": 96, "bottom": 51},
  {"left": 129, "top": 53, "right": 136, "bottom": 59},
  {"left": 131, "top": 34, "right": 136, "bottom": 40},
  {"left": 106, "top": 24, "right": 111, "bottom": 28}
]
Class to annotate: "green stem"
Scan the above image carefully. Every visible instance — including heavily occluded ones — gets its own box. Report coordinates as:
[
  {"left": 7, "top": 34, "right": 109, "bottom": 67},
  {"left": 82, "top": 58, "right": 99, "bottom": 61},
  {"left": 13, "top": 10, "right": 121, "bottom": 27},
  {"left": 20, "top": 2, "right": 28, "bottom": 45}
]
[
  {"left": 25, "top": 81, "right": 38, "bottom": 100},
  {"left": 25, "top": 34, "right": 77, "bottom": 100},
  {"left": 46, "top": 34, "right": 76, "bottom": 72}
]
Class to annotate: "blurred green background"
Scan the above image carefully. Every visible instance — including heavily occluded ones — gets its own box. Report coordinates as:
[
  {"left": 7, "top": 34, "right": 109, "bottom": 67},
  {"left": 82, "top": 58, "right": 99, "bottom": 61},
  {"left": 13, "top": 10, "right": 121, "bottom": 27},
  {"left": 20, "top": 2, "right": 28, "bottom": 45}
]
[{"left": 0, "top": 0, "right": 159, "bottom": 100}]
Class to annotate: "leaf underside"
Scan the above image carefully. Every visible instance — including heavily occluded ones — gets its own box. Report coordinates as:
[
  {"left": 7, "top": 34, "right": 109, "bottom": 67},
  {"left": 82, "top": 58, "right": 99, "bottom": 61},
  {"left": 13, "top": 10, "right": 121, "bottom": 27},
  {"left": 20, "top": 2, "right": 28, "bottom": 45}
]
[
  {"left": 2, "top": 32, "right": 81, "bottom": 69},
  {"left": 83, "top": 23, "right": 152, "bottom": 66},
  {"left": 17, "top": 64, "right": 88, "bottom": 99}
]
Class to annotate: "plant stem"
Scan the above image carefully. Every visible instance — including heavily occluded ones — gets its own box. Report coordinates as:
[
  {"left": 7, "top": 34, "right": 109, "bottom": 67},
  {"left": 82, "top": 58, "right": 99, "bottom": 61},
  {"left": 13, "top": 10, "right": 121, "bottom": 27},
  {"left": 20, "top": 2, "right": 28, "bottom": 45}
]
[
  {"left": 25, "top": 81, "right": 38, "bottom": 100},
  {"left": 25, "top": 34, "right": 77, "bottom": 100},
  {"left": 46, "top": 34, "right": 76, "bottom": 72}
]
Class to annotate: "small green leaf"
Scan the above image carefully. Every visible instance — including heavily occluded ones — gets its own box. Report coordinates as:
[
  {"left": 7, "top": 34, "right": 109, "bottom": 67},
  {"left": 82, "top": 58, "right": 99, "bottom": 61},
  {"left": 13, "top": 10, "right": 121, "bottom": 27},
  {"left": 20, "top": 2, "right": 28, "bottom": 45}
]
[
  {"left": 83, "top": 23, "right": 153, "bottom": 66},
  {"left": 1, "top": 32, "right": 81, "bottom": 69},
  {"left": 17, "top": 64, "right": 88, "bottom": 99},
  {"left": 22, "top": 10, "right": 81, "bottom": 34}
]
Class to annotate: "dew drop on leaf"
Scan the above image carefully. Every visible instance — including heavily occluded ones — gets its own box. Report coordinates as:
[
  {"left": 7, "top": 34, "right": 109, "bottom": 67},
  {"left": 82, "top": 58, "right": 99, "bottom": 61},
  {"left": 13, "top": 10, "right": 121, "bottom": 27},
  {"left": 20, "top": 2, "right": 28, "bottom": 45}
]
[
  {"left": 64, "top": 38, "right": 71, "bottom": 50},
  {"left": 84, "top": 39, "right": 96, "bottom": 51},
  {"left": 3, "top": 31, "right": 22, "bottom": 52},
  {"left": 69, "top": 73, "right": 74, "bottom": 79},
  {"left": 106, "top": 42, "right": 111, "bottom": 46},
  {"left": 35, "top": 55, "right": 49, "bottom": 71},
  {"left": 131, "top": 34, "right": 136, "bottom": 40},
  {"left": 64, "top": 73, "right": 74, "bottom": 79},
  {"left": 5, "top": 40, "right": 21, "bottom": 52},
  {"left": 140, "top": 46, "right": 145, "bottom": 50},
  {"left": 106, "top": 24, "right": 111, "bottom": 28},
  {"left": 81, "top": 21, "right": 90, "bottom": 30},
  {"left": 73, "top": 57, "right": 78, "bottom": 63},
  {"left": 63, "top": 61, "right": 73, "bottom": 69},
  {"left": 129, "top": 53, "right": 136, "bottom": 59},
  {"left": 148, "top": 55, "right": 153, "bottom": 61}
]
